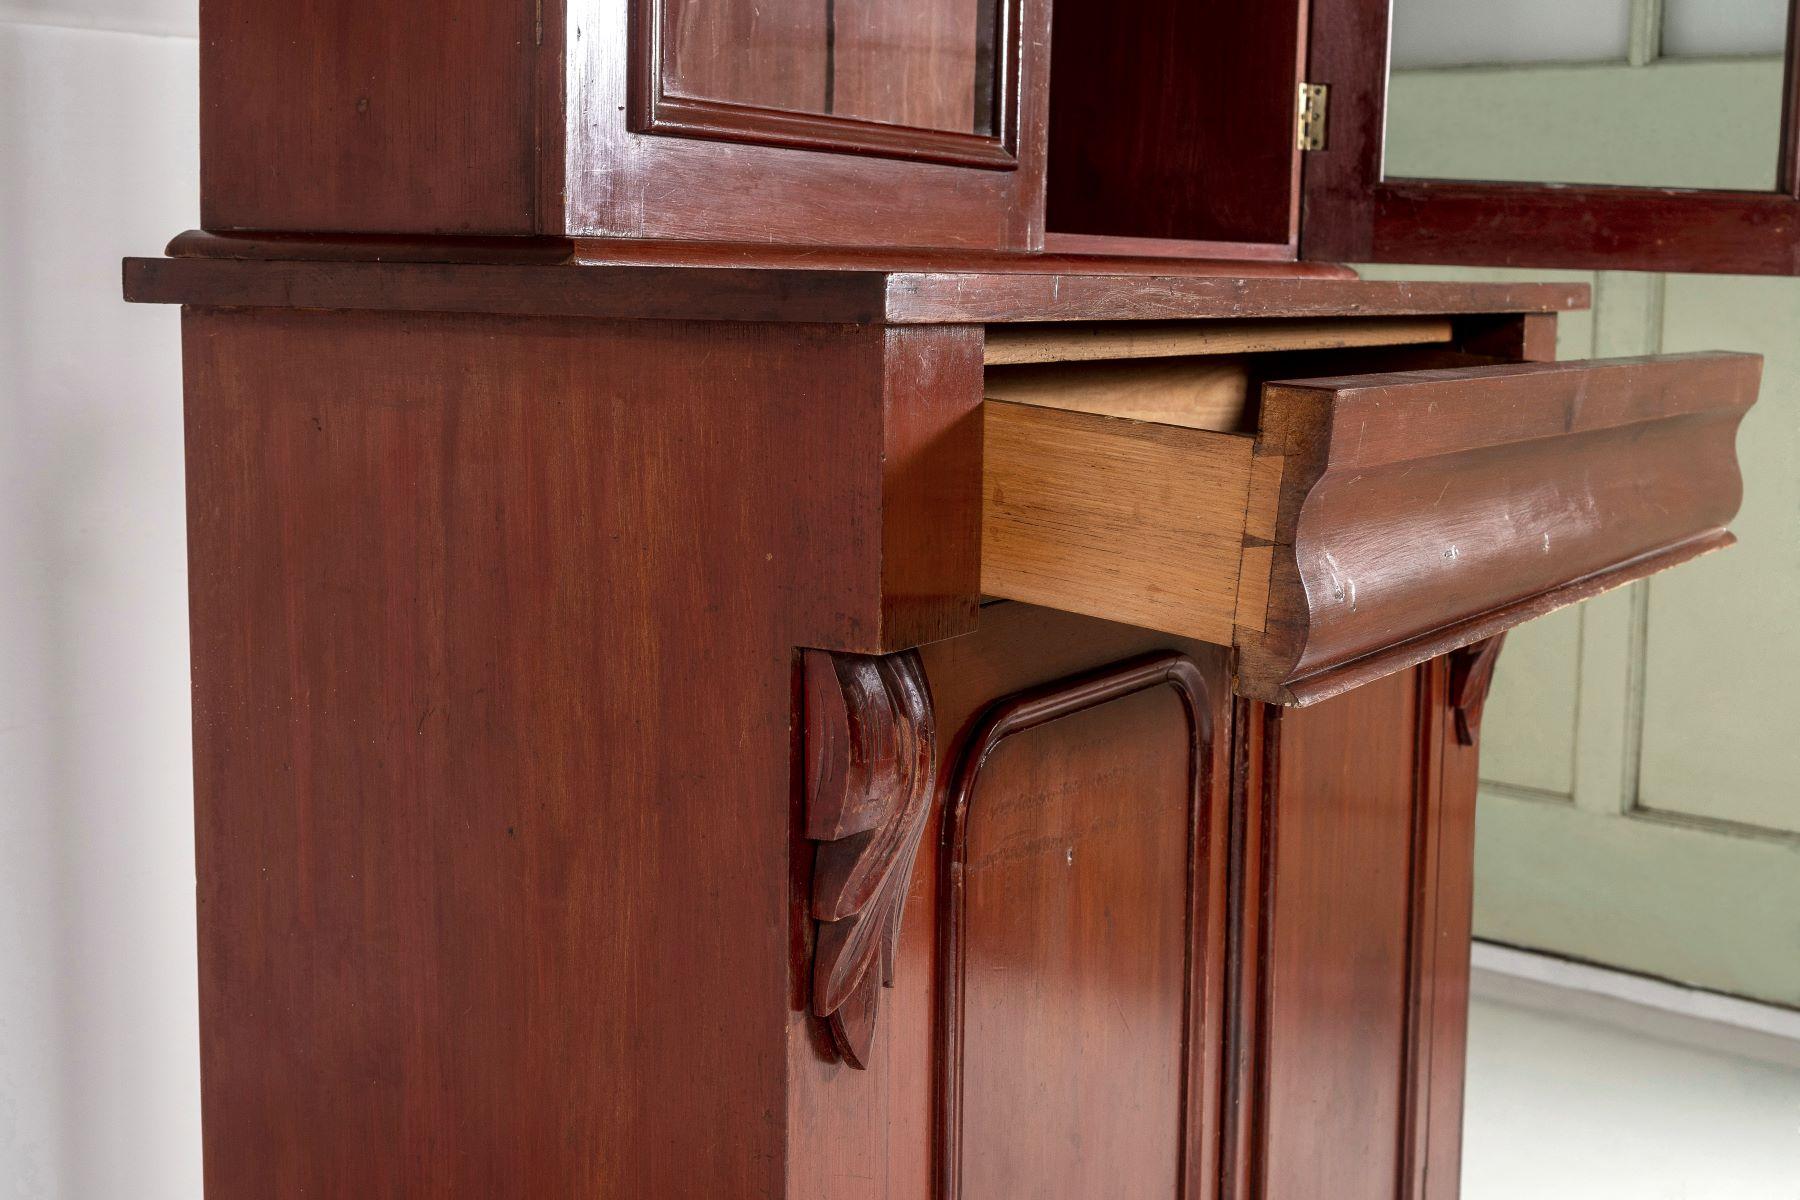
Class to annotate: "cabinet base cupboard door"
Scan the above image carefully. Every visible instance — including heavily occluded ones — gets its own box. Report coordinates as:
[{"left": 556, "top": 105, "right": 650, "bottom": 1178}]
[
  {"left": 1234, "top": 651, "right": 1490, "bottom": 1200},
  {"left": 787, "top": 603, "right": 1494, "bottom": 1200}
]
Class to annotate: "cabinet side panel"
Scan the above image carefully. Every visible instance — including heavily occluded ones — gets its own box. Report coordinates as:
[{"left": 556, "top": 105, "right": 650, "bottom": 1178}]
[
  {"left": 200, "top": 0, "right": 546, "bottom": 233},
  {"left": 181, "top": 310, "right": 903, "bottom": 1197}
]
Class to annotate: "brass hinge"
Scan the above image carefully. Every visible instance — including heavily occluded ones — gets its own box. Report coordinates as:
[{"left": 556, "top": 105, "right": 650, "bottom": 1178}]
[{"left": 1297, "top": 82, "right": 1329, "bottom": 151}]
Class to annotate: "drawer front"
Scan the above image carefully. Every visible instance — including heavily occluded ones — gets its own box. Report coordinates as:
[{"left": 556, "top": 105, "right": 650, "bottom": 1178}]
[{"left": 982, "top": 351, "right": 1760, "bottom": 704}]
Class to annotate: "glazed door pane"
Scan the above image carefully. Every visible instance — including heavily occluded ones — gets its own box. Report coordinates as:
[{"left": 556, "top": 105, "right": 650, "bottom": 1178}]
[
  {"left": 659, "top": 0, "right": 1002, "bottom": 134},
  {"left": 1302, "top": 0, "right": 1800, "bottom": 274},
  {"left": 1385, "top": 0, "right": 1789, "bottom": 192}
]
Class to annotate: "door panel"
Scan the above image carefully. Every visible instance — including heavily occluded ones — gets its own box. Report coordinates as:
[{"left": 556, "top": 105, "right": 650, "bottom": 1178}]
[
  {"left": 583, "top": 0, "right": 1047, "bottom": 247},
  {"left": 643, "top": 0, "right": 1015, "bottom": 164},
  {"left": 786, "top": 606, "right": 1235, "bottom": 1200},
  {"left": 1237, "top": 657, "right": 1481, "bottom": 1200},
  {"left": 954, "top": 684, "right": 1200, "bottom": 1199},
  {"left": 1258, "top": 669, "right": 1423, "bottom": 1200}
]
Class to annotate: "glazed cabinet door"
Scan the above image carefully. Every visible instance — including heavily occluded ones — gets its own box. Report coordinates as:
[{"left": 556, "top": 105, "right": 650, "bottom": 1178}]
[
  {"left": 590, "top": 0, "right": 1051, "bottom": 248},
  {"left": 1304, "top": 0, "right": 1800, "bottom": 273}
]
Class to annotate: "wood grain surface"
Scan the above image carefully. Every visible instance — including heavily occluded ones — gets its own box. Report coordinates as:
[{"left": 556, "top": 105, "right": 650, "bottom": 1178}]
[
  {"left": 160, "top": 228, "right": 1359, "bottom": 274},
  {"left": 123, "top": 254, "right": 1590, "bottom": 326},
  {"left": 1255, "top": 668, "right": 1426, "bottom": 1200},
  {"left": 803, "top": 650, "right": 937, "bottom": 1071},
  {"left": 571, "top": 0, "right": 1051, "bottom": 248},
  {"left": 1046, "top": 0, "right": 1308, "bottom": 248},
  {"left": 983, "top": 317, "right": 1454, "bottom": 365},
  {"left": 200, "top": 0, "right": 550, "bottom": 234},
  {"left": 1235, "top": 663, "right": 1476, "bottom": 1200},
  {"left": 180, "top": 307, "right": 981, "bottom": 1198},
  {"left": 980, "top": 345, "right": 1756, "bottom": 709},
  {"left": 980, "top": 400, "right": 1257, "bottom": 644},
  {"left": 1238, "top": 352, "right": 1762, "bottom": 702},
  {"left": 784, "top": 605, "right": 1235, "bottom": 1200},
  {"left": 937, "top": 653, "right": 1225, "bottom": 1200},
  {"left": 984, "top": 357, "right": 1255, "bottom": 431},
  {"left": 197, "top": 0, "right": 1050, "bottom": 248}
]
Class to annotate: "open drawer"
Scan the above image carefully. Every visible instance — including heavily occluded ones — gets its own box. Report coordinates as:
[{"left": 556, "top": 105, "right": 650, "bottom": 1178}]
[{"left": 981, "top": 352, "right": 1761, "bottom": 704}]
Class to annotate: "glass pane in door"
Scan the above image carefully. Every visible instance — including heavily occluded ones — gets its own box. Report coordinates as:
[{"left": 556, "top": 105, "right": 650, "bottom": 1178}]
[
  {"left": 660, "top": 0, "right": 1002, "bottom": 134},
  {"left": 1384, "top": 0, "right": 1790, "bottom": 191}
]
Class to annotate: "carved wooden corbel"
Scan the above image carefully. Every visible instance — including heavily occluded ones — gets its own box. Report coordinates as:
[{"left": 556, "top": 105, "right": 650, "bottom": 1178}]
[
  {"left": 1448, "top": 633, "right": 1507, "bottom": 746},
  {"left": 802, "top": 648, "right": 936, "bottom": 1070}
]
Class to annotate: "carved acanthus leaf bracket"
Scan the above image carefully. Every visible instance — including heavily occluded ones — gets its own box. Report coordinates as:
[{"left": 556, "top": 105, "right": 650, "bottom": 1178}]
[
  {"left": 802, "top": 648, "right": 936, "bottom": 1070},
  {"left": 1448, "top": 633, "right": 1507, "bottom": 746}
]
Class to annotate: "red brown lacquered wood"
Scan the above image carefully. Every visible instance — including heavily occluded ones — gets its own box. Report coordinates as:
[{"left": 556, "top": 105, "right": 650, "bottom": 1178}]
[
  {"left": 572, "top": 0, "right": 1052, "bottom": 248},
  {"left": 936, "top": 653, "right": 1226, "bottom": 1200},
  {"left": 122, "top": 252, "right": 1587, "bottom": 326},
  {"left": 1237, "top": 353, "right": 1761, "bottom": 703},
  {"left": 180, "top": 307, "right": 983, "bottom": 1198},
  {"left": 1412, "top": 638, "right": 1505, "bottom": 1200},
  {"left": 785, "top": 605, "right": 1238, "bottom": 1200},
  {"left": 199, "top": 0, "right": 551, "bottom": 235},
  {"left": 1447, "top": 635, "right": 1507, "bottom": 748},
  {"left": 132, "top": 1, "right": 1777, "bottom": 1196},
  {"left": 803, "top": 650, "right": 937, "bottom": 1070},
  {"left": 1235, "top": 659, "right": 1478, "bottom": 1200},
  {"left": 202, "top": 0, "right": 1053, "bottom": 249},
  {"left": 639, "top": 0, "right": 1019, "bottom": 169},
  {"left": 1046, "top": 0, "right": 1308, "bottom": 249}
]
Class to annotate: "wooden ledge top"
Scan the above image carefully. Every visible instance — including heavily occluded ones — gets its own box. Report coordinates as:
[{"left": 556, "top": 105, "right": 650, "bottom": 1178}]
[{"left": 123, "top": 233, "right": 1590, "bottom": 325}]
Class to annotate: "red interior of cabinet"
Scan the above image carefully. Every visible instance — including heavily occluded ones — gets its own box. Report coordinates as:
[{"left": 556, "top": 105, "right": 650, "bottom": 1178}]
[{"left": 1043, "top": 0, "right": 1308, "bottom": 259}]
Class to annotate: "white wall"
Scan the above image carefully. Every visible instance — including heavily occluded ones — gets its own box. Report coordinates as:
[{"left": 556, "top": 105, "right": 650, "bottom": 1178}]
[{"left": 0, "top": 4, "right": 201, "bottom": 1197}]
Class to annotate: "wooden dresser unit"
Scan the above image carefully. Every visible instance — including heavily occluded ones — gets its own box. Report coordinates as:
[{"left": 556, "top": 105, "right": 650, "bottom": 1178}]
[{"left": 124, "top": 0, "right": 1782, "bottom": 1196}]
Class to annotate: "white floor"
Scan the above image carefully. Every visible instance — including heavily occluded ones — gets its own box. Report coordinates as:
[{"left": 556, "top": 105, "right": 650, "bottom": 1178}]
[{"left": 1464, "top": 944, "right": 1800, "bottom": 1199}]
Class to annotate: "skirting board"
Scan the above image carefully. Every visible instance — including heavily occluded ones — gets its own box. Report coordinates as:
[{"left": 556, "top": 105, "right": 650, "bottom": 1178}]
[{"left": 1471, "top": 940, "right": 1800, "bottom": 1070}]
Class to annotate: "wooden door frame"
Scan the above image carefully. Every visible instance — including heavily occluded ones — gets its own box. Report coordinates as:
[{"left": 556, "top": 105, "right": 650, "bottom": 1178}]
[{"left": 1302, "top": 0, "right": 1800, "bottom": 274}]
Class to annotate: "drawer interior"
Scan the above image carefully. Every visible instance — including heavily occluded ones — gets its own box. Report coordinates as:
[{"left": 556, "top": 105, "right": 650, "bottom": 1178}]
[
  {"left": 978, "top": 323, "right": 1478, "bottom": 647},
  {"left": 985, "top": 321, "right": 1495, "bottom": 434}
]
